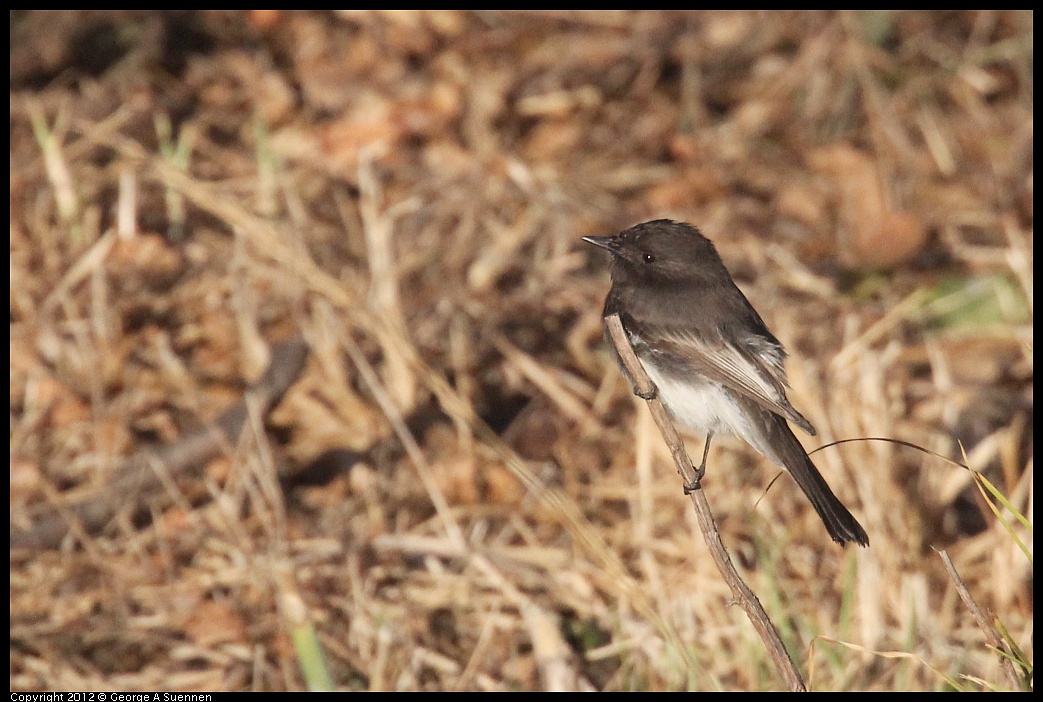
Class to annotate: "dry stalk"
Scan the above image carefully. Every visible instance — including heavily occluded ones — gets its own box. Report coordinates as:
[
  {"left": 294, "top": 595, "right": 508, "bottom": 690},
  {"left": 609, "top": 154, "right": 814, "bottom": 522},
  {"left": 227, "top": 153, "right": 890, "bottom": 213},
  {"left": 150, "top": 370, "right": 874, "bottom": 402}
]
[
  {"left": 938, "top": 550, "right": 1026, "bottom": 691},
  {"left": 604, "top": 313, "right": 806, "bottom": 692}
]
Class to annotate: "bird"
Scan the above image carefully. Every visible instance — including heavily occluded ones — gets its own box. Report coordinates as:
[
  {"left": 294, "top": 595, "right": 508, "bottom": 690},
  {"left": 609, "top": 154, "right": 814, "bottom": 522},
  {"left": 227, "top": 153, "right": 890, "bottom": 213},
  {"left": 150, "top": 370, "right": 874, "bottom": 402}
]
[{"left": 584, "top": 219, "right": 868, "bottom": 546}]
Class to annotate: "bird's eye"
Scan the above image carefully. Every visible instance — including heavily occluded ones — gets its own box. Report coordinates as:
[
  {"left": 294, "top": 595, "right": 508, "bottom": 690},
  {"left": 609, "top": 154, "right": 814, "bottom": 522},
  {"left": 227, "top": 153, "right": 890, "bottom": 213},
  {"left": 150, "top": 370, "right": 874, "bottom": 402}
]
[{"left": 642, "top": 253, "right": 655, "bottom": 264}]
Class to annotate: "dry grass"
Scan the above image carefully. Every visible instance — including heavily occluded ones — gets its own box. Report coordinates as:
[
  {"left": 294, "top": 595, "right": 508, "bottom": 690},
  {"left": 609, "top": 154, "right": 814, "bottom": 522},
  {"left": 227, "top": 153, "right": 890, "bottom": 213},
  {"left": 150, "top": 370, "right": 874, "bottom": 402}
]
[{"left": 10, "top": 10, "right": 1032, "bottom": 691}]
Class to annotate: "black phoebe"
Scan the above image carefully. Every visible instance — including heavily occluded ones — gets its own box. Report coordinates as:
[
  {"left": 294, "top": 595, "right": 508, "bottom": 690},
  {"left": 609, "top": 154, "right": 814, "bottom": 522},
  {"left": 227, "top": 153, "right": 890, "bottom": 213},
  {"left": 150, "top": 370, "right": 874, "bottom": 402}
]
[{"left": 584, "top": 219, "right": 868, "bottom": 547}]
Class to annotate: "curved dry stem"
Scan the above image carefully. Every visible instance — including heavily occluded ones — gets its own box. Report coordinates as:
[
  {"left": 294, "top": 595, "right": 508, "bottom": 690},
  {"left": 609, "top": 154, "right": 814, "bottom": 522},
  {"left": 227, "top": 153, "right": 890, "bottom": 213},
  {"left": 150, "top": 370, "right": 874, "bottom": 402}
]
[{"left": 604, "top": 313, "right": 806, "bottom": 692}]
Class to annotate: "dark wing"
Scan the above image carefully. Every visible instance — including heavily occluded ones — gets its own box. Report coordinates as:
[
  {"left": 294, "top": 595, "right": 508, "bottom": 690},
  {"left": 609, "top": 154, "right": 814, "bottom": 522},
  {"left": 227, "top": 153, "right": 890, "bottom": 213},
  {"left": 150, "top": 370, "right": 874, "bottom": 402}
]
[{"left": 645, "top": 323, "right": 817, "bottom": 436}]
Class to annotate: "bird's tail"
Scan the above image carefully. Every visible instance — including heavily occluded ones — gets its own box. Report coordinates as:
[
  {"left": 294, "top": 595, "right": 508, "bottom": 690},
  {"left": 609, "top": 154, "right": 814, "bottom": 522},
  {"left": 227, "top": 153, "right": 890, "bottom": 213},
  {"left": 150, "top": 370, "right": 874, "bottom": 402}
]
[{"left": 764, "top": 416, "right": 869, "bottom": 547}]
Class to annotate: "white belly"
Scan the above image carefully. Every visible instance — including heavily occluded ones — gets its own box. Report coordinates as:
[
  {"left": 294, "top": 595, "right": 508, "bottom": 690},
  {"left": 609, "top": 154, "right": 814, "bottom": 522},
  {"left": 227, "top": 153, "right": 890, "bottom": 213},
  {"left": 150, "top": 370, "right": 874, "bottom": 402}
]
[{"left": 642, "top": 361, "right": 754, "bottom": 441}]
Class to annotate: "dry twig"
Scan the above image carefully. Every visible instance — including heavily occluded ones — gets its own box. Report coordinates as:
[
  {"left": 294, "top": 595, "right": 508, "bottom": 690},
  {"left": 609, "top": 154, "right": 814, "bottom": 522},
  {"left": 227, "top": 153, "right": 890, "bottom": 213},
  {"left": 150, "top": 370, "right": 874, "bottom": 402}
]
[
  {"left": 938, "top": 550, "right": 1026, "bottom": 691},
  {"left": 604, "top": 313, "right": 806, "bottom": 692}
]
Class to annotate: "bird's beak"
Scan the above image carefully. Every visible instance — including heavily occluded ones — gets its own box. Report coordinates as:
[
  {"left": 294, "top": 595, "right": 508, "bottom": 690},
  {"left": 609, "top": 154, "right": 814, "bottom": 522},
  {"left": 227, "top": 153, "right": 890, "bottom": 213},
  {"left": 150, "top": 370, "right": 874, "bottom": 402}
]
[{"left": 581, "top": 235, "right": 622, "bottom": 254}]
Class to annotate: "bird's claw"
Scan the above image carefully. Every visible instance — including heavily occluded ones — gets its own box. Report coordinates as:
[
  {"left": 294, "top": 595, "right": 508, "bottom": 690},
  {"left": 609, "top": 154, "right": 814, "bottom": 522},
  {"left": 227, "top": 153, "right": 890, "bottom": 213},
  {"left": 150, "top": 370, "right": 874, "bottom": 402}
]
[
  {"left": 634, "top": 386, "right": 657, "bottom": 401},
  {"left": 683, "top": 462, "right": 706, "bottom": 494}
]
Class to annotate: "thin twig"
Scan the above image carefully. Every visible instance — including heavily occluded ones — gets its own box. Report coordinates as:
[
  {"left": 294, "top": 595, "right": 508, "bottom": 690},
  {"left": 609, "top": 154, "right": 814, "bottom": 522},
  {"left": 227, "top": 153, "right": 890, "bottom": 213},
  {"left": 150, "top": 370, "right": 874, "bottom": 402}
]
[
  {"left": 604, "top": 313, "right": 806, "bottom": 692},
  {"left": 937, "top": 549, "right": 1026, "bottom": 691}
]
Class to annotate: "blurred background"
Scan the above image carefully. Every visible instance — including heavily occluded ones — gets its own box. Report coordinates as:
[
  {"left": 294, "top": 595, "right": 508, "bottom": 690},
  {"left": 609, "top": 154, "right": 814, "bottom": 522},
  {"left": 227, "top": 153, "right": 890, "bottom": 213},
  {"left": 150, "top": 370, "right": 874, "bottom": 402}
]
[{"left": 10, "top": 11, "right": 1032, "bottom": 691}]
